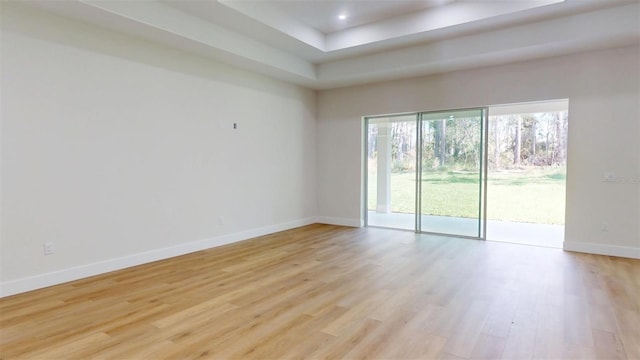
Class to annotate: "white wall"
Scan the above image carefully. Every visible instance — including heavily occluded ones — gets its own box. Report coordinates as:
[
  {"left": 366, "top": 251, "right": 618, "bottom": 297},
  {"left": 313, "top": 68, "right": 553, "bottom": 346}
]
[
  {"left": 0, "top": 5, "right": 316, "bottom": 295},
  {"left": 317, "top": 45, "right": 640, "bottom": 258}
]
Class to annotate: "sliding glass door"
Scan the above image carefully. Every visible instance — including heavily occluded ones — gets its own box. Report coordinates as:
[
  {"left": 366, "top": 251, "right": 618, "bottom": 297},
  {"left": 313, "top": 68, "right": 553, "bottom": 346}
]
[
  {"left": 418, "top": 109, "right": 486, "bottom": 238},
  {"left": 365, "top": 108, "right": 487, "bottom": 239}
]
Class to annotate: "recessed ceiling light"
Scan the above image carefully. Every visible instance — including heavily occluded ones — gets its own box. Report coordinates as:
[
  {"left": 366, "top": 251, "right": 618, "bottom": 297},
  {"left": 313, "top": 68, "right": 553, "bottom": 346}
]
[{"left": 338, "top": 14, "right": 347, "bottom": 20}]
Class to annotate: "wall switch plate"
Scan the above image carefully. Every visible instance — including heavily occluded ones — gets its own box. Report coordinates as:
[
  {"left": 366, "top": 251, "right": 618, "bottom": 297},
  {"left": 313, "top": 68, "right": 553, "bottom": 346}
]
[{"left": 43, "top": 242, "right": 54, "bottom": 255}]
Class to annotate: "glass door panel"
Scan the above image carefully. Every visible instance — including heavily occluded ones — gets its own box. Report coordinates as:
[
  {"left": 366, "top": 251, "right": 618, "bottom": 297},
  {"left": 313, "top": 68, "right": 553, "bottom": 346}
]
[
  {"left": 418, "top": 108, "right": 486, "bottom": 238},
  {"left": 366, "top": 114, "right": 418, "bottom": 230}
]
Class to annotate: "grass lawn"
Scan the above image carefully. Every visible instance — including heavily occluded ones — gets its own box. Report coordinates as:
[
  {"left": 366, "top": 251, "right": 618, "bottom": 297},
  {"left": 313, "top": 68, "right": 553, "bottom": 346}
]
[{"left": 368, "top": 168, "right": 566, "bottom": 225}]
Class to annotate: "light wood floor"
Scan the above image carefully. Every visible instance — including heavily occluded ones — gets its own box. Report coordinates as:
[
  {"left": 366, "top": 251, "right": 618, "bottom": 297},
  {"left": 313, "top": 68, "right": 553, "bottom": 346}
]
[{"left": 1, "top": 224, "right": 639, "bottom": 359}]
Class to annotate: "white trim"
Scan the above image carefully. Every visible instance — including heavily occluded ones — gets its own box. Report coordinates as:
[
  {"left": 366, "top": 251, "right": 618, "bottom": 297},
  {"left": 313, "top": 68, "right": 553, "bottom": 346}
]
[
  {"left": 0, "top": 217, "right": 316, "bottom": 298},
  {"left": 563, "top": 241, "right": 640, "bottom": 259},
  {"left": 316, "top": 216, "right": 363, "bottom": 227}
]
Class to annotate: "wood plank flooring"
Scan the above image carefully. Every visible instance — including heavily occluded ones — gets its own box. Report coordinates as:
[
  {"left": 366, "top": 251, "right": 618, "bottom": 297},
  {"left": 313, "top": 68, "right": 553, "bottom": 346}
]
[{"left": 1, "top": 224, "right": 639, "bottom": 359}]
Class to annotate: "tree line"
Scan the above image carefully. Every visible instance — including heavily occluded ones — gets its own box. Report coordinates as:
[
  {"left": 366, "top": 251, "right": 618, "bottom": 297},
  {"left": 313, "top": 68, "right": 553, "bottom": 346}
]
[
  {"left": 490, "top": 111, "right": 568, "bottom": 169},
  {"left": 367, "top": 111, "right": 568, "bottom": 172}
]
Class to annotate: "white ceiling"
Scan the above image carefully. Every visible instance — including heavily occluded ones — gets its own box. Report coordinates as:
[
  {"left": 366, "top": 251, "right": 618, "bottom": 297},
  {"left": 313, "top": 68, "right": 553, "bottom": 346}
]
[
  {"left": 258, "top": 0, "right": 453, "bottom": 34},
  {"left": 18, "top": 0, "right": 640, "bottom": 89}
]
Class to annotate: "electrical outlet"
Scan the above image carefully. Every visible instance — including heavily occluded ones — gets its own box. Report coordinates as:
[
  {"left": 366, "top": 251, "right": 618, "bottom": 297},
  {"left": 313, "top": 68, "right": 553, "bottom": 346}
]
[
  {"left": 43, "top": 242, "right": 54, "bottom": 255},
  {"left": 218, "top": 216, "right": 225, "bottom": 225},
  {"left": 601, "top": 222, "right": 609, "bottom": 232}
]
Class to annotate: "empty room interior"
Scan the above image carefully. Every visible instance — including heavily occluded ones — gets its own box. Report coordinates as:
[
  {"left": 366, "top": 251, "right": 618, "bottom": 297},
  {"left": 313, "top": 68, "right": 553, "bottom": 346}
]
[{"left": 1, "top": 0, "right": 639, "bottom": 359}]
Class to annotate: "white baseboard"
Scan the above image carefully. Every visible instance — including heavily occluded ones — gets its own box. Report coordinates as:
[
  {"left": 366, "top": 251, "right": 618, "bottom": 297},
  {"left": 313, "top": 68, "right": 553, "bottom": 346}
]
[
  {"left": 0, "top": 217, "right": 316, "bottom": 298},
  {"left": 563, "top": 241, "right": 640, "bottom": 259},
  {"left": 316, "top": 216, "right": 363, "bottom": 228}
]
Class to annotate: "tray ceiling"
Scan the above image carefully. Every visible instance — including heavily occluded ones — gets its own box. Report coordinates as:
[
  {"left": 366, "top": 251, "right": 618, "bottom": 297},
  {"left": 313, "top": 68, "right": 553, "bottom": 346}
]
[{"left": 14, "top": 0, "right": 640, "bottom": 89}]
